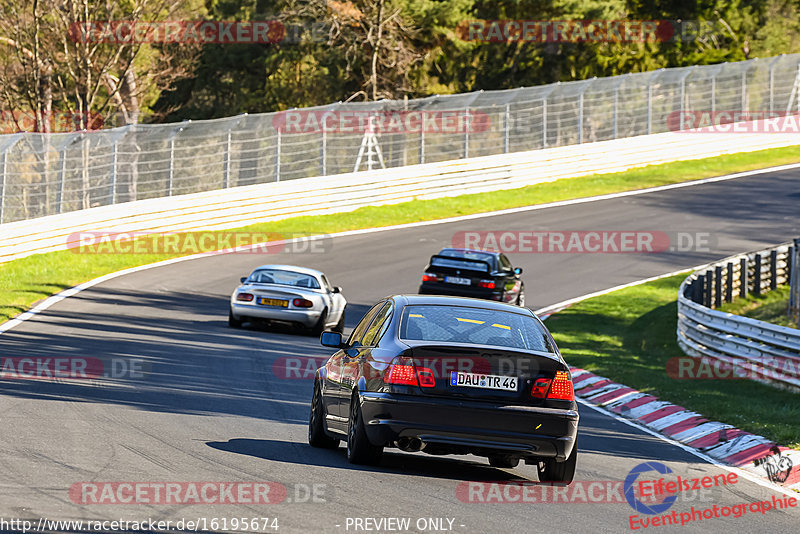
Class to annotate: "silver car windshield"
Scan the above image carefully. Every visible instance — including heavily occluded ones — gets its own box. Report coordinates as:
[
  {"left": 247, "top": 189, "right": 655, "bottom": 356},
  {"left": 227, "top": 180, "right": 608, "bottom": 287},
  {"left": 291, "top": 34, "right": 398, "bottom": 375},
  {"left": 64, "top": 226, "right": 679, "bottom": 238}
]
[
  {"left": 248, "top": 269, "right": 321, "bottom": 289},
  {"left": 399, "top": 304, "right": 555, "bottom": 353}
]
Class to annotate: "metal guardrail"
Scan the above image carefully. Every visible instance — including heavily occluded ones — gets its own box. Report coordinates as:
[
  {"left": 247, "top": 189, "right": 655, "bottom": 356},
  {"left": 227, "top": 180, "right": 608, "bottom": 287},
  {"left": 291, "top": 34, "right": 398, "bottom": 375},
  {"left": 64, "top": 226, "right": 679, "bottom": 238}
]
[
  {"left": 1, "top": 54, "right": 799, "bottom": 225},
  {"left": 677, "top": 241, "right": 800, "bottom": 391}
]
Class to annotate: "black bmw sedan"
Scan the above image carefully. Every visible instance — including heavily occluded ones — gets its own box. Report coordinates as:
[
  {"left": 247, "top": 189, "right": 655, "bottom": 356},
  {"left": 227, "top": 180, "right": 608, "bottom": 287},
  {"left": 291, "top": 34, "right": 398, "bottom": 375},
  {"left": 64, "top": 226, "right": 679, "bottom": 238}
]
[
  {"left": 417, "top": 248, "right": 525, "bottom": 307},
  {"left": 308, "top": 295, "right": 579, "bottom": 483}
]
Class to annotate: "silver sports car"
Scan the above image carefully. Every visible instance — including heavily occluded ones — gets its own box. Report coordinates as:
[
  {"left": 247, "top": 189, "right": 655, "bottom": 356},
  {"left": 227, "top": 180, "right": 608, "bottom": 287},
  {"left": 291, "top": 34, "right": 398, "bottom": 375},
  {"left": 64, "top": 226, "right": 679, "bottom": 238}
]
[{"left": 229, "top": 265, "right": 347, "bottom": 334}]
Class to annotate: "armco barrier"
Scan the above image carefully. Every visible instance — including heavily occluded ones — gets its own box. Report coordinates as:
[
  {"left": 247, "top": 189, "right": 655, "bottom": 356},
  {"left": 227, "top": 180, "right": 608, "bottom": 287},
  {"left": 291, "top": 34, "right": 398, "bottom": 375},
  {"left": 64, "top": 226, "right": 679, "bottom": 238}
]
[
  {"left": 3, "top": 129, "right": 800, "bottom": 264},
  {"left": 677, "top": 242, "right": 800, "bottom": 392}
]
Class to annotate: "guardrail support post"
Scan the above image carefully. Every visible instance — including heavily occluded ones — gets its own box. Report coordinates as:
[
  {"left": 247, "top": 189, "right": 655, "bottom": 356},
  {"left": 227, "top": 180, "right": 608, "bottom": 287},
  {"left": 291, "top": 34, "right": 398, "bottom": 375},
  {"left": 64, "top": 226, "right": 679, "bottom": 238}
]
[
  {"left": 693, "top": 275, "right": 704, "bottom": 303},
  {"left": 754, "top": 254, "right": 762, "bottom": 297},
  {"left": 714, "top": 265, "right": 723, "bottom": 308},
  {"left": 704, "top": 270, "right": 713, "bottom": 307},
  {"left": 770, "top": 249, "right": 778, "bottom": 290},
  {"left": 789, "top": 239, "right": 800, "bottom": 326},
  {"left": 740, "top": 257, "right": 748, "bottom": 299},
  {"left": 725, "top": 262, "right": 734, "bottom": 303}
]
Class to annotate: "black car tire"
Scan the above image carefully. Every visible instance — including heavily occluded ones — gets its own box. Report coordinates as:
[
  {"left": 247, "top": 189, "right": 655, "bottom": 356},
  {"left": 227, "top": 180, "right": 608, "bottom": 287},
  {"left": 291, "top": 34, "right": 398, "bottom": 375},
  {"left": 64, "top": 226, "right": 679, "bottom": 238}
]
[
  {"left": 311, "top": 309, "right": 328, "bottom": 336},
  {"left": 346, "top": 394, "right": 383, "bottom": 465},
  {"left": 228, "top": 309, "right": 243, "bottom": 328},
  {"left": 537, "top": 439, "right": 577, "bottom": 484},
  {"left": 488, "top": 455, "right": 520, "bottom": 468},
  {"left": 308, "top": 381, "right": 339, "bottom": 449}
]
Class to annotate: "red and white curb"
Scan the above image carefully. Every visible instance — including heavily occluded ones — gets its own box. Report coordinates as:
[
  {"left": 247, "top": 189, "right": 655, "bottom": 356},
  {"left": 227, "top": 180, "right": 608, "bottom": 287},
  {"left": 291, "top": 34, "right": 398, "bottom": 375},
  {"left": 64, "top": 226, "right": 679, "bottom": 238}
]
[{"left": 569, "top": 367, "right": 800, "bottom": 492}]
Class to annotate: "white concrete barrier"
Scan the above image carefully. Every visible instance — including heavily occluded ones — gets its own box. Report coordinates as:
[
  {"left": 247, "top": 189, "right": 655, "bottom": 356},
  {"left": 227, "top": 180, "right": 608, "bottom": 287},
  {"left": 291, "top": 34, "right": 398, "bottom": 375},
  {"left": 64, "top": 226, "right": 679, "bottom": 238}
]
[{"left": 2, "top": 129, "right": 800, "bottom": 263}]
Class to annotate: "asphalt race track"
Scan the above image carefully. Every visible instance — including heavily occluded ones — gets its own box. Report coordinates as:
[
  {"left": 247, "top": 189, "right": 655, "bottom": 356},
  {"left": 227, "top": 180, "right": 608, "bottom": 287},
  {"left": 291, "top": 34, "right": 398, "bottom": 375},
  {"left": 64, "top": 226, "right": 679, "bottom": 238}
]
[{"left": 1, "top": 168, "right": 799, "bottom": 533}]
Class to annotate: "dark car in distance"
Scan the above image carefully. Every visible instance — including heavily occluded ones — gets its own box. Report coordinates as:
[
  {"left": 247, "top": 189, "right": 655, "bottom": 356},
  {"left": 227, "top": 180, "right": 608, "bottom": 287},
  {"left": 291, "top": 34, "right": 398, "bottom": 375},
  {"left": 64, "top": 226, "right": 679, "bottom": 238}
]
[
  {"left": 418, "top": 248, "right": 525, "bottom": 307},
  {"left": 308, "top": 295, "right": 579, "bottom": 483}
]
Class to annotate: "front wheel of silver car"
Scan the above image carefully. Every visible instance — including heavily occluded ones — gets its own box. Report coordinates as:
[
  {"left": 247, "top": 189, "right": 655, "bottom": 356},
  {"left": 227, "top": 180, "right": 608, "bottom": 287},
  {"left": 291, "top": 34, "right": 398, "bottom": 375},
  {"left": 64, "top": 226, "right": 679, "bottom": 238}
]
[
  {"left": 311, "top": 309, "right": 328, "bottom": 336},
  {"left": 346, "top": 394, "right": 383, "bottom": 465}
]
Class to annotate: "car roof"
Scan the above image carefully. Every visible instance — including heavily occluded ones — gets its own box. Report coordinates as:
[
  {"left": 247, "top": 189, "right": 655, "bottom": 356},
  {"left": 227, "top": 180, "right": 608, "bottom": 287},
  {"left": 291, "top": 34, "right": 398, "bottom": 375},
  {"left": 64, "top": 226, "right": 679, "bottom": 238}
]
[
  {"left": 386, "top": 294, "right": 534, "bottom": 316},
  {"left": 250, "top": 264, "right": 324, "bottom": 277}
]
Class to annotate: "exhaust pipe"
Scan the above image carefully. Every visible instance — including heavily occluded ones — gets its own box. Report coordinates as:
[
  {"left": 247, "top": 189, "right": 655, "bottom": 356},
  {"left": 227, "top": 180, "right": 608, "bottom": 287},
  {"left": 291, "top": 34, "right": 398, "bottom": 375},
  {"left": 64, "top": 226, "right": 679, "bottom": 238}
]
[{"left": 395, "top": 437, "right": 425, "bottom": 452}]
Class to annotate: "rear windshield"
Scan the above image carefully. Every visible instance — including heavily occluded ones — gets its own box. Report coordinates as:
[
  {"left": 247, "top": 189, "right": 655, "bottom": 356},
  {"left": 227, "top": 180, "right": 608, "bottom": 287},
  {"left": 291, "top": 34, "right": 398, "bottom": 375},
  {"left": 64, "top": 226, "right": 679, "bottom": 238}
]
[
  {"left": 399, "top": 305, "right": 555, "bottom": 353},
  {"left": 430, "top": 250, "right": 495, "bottom": 272},
  {"left": 248, "top": 269, "right": 321, "bottom": 289}
]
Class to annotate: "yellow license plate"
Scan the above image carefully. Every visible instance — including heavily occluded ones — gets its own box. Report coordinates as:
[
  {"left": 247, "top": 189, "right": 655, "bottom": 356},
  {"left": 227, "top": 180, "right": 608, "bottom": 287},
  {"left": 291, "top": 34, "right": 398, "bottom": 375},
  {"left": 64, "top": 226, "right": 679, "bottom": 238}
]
[{"left": 258, "top": 298, "right": 289, "bottom": 307}]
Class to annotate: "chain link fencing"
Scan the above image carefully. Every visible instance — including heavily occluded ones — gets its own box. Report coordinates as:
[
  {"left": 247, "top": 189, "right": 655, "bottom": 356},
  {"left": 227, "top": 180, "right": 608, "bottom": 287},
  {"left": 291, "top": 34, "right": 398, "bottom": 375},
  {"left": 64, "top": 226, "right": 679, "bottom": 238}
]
[{"left": 1, "top": 54, "right": 799, "bottom": 225}]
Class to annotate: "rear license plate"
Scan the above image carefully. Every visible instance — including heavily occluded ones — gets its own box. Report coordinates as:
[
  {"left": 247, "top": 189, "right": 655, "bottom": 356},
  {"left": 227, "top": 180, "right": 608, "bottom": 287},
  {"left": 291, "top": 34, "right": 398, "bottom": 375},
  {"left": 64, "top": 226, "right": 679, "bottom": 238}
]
[
  {"left": 450, "top": 371, "right": 518, "bottom": 391},
  {"left": 445, "top": 276, "right": 471, "bottom": 285},
  {"left": 258, "top": 297, "right": 289, "bottom": 307}
]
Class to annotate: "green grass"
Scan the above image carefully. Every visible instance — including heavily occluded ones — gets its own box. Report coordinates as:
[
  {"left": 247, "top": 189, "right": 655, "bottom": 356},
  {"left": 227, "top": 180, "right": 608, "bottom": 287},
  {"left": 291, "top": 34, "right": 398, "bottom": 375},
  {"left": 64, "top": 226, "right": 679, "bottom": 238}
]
[
  {"left": 2, "top": 144, "right": 800, "bottom": 323},
  {"left": 718, "top": 285, "right": 798, "bottom": 328},
  {"left": 546, "top": 274, "right": 800, "bottom": 449}
]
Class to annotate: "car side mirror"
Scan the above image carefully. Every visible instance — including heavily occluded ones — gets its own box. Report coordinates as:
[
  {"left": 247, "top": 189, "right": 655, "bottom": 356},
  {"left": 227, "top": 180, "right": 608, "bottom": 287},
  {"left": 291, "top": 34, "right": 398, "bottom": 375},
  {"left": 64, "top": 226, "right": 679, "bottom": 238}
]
[
  {"left": 514, "top": 267, "right": 522, "bottom": 275},
  {"left": 240, "top": 277, "right": 248, "bottom": 283},
  {"left": 320, "top": 331, "right": 345, "bottom": 348},
  {"left": 333, "top": 286, "right": 342, "bottom": 293}
]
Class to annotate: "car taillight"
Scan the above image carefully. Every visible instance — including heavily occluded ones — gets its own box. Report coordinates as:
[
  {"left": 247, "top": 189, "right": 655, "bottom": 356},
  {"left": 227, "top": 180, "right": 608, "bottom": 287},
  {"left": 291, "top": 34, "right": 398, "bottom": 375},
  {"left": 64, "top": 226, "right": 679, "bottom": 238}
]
[
  {"left": 384, "top": 360, "right": 436, "bottom": 388},
  {"left": 236, "top": 292, "right": 254, "bottom": 302},
  {"left": 547, "top": 371, "right": 574, "bottom": 400},
  {"left": 530, "top": 378, "right": 552, "bottom": 398},
  {"left": 292, "top": 298, "right": 314, "bottom": 308},
  {"left": 478, "top": 280, "right": 495, "bottom": 289},
  {"left": 422, "top": 273, "right": 440, "bottom": 282}
]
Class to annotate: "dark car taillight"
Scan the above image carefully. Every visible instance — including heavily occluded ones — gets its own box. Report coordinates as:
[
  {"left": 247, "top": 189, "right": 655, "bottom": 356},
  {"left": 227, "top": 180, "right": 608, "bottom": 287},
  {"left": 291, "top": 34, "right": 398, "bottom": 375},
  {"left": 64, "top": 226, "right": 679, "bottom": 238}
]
[
  {"left": 384, "top": 358, "right": 436, "bottom": 388},
  {"left": 530, "top": 371, "right": 574, "bottom": 400},
  {"left": 478, "top": 280, "right": 495, "bottom": 289},
  {"left": 236, "top": 292, "right": 254, "bottom": 302},
  {"left": 422, "top": 272, "right": 441, "bottom": 282},
  {"left": 292, "top": 298, "right": 314, "bottom": 308}
]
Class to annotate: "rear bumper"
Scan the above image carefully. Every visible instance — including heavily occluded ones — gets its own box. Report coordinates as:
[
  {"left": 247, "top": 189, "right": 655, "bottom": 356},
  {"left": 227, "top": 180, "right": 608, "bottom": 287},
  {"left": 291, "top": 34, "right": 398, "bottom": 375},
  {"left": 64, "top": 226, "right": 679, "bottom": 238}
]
[
  {"left": 230, "top": 302, "right": 321, "bottom": 327},
  {"left": 359, "top": 392, "right": 578, "bottom": 460}
]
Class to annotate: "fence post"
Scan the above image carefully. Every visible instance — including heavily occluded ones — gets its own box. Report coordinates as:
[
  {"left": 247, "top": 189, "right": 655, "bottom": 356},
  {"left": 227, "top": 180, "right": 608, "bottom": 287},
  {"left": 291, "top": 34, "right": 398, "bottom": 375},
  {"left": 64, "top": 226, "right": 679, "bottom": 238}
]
[
  {"left": 647, "top": 82, "right": 653, "bottom": 135},
  {"left": 275, "top": 129, "right": 281, "bottom": 182},
  {"left": 542, "top": 97, "right": 548, "bottom": 148},
  {"left": 726, "top": 262, "right": 733, "bottom": 303},
  {"left": 770, "top": 249, "right": 778, "bottom": 290},
  {"left": 166, "top": 120, "right": 189, "bottom": 197},
  {"left": 714, "top": 265, "right": 723, "bottom": 308},
  {"left": 463, "top": 107, "right": 470, "bottom": 158},
  {"left": 578, "top": 92, "right": 584, "bottom": 143},
  {"left": 504, "top": 103, "right": 510, "bottom": 153},
  {"left": 613, "top": 86, "right": 619, "bottom": 139},
  {"left": 740, "top": 257, "right": 748, "bottom": 299},
  {"left": 419, "top": 125, "right": 425, "bottom": 164},
  {"left": 693, "top": 276, "right": 703, "bottom": 304},
  {"left": 754, "top": 253, "right": 762, "bottom": 296},
  {"left": 741, "top": 70, "right": 747, "bottom": 111},
  {"left": 704, "top": 270, "right": 713, "bottom": 307},
  {"left": 711, "top": 75, "right": 716, "bottom": 113}
]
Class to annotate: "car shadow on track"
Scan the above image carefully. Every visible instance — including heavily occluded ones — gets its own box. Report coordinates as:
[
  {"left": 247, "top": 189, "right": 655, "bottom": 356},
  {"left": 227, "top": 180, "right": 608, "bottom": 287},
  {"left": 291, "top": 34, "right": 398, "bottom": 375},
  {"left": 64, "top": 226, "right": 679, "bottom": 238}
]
[{"left": 206, "top": 438, "right": 535, "bottom": 482}]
